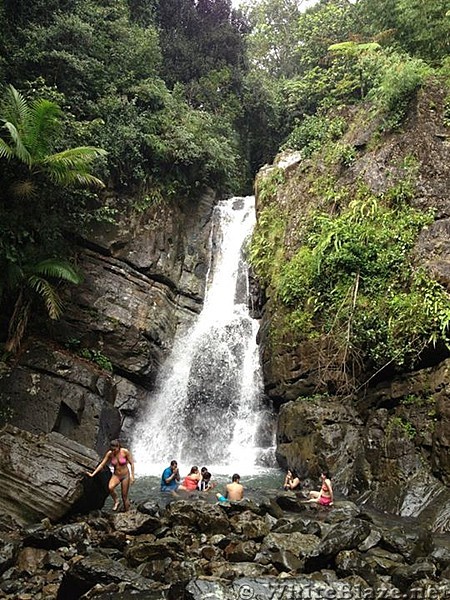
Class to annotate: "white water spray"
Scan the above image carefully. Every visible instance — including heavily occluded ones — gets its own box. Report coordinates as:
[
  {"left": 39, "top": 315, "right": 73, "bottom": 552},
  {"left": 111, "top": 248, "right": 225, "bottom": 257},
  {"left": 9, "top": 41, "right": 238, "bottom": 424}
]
[{"left": 132, "top": 197, "right": 272, "bottom": 476}]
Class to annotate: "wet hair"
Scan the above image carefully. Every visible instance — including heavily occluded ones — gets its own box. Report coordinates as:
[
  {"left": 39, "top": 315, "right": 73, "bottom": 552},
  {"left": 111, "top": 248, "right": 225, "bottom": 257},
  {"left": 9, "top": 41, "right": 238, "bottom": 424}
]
[
  {"left": 321, "top": 470, "right": 330, "bottom": 479},
  {"left": 232, "top": 473, "right": 240, "bottom": 482},
  {"left": 201, "top": 466, "right": 208, "bottom": 474},
  {"left": 202, "top": 471, "right": 211, "bottom": 482},
  {"left": 170, "top": 460, "right": 178, "bottom": 467},
  {"left": 190, "top": 466, "right": 199, "bottom": 474},
  {"left": 110, "top": 439, "right": 120, "bottom": 449}
]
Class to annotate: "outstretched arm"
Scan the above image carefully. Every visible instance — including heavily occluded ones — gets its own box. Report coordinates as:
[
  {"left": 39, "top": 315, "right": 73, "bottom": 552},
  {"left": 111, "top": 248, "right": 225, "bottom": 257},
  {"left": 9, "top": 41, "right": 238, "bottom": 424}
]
[{"left": 86, "top": 451, "right": 111, "bottom": 477}]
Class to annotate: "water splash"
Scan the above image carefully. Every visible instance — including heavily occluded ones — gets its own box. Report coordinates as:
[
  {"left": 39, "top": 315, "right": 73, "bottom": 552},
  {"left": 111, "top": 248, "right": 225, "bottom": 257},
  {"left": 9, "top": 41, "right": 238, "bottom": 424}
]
[{"left": 132, "top": 197, "right": 273, "bottom": 476}]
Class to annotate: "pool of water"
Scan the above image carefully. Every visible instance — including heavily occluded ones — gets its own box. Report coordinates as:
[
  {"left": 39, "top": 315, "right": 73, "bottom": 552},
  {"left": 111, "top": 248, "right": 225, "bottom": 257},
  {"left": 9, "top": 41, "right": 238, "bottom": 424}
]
[{"left": 117, "top": 466, "right": 286, "bottom": 508}]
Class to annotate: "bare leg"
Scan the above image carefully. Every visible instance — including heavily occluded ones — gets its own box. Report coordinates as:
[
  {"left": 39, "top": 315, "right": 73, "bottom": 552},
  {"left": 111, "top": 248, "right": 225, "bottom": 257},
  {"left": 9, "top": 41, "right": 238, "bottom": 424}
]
[
  {"left": 301, "top": 490, "right": 320, "bottom": 503},
  {"left": 121, "top": 476, "right": 131, "bottom": 511},
  {"left": 109, "top": 475, "right": 121, "bottom": 510}
]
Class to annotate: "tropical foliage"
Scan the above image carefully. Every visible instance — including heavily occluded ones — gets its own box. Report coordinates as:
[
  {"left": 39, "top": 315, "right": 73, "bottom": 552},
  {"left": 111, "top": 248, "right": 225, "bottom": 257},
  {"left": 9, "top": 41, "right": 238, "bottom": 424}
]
[
  {"left": 0, "top": 0, "right": 449, "bottom": 358},
  {"left": 0, "top": 85, "right": 104, "bottom": 353}
]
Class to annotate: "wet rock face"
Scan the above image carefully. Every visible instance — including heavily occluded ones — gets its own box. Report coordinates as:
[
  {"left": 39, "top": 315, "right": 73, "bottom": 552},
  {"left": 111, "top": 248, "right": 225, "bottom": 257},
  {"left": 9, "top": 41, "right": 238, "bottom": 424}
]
[
  {"left": 0, "top": 342, "right": 120, "bottom": 453},
  {"left": 2, "top": 495, "right": 450, "bottom": 600},
  {"left": 58, "top": 191, "right": 217, "bottom": 387},
  {"left": 275, "top": 398, "right": 365, "bottom": 494},
  {"left": 275, "top": 355, "right": 450, "bottom": 523}
]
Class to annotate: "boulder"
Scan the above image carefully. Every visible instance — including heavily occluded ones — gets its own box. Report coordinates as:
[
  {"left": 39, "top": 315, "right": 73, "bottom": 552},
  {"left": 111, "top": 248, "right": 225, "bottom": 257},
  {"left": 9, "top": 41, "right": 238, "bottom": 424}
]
[
  {"left": 0, "top": 425, "right": 109, "bottom": 526},
  {"left": 276, "top": 397, "right": 366, "bottom": 495},
  {"left": 0, "top": 342, "right": 120, "bottom": 453},
  {"left": 57, "top": 551, "right": 158, "bottom": 600}
]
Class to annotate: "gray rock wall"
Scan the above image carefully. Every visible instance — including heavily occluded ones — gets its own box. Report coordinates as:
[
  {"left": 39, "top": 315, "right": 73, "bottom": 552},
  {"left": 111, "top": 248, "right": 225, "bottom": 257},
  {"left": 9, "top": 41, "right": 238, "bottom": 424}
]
[
  {"left": 0, "top": 425, "right": 108, "bottom": 526},
  {"left": 0, "top": 190, "right": 217, "bottom": 453}
]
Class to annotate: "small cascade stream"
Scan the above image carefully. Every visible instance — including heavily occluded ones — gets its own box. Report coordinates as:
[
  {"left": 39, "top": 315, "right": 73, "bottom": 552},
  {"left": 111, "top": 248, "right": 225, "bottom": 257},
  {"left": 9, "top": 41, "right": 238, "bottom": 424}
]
[{"left": 132, "top": 196, "right": 274, "bottom": 477}]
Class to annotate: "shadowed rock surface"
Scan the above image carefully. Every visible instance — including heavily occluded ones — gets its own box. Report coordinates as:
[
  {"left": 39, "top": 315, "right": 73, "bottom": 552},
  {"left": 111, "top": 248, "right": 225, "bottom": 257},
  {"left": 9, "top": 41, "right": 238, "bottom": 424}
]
[
  {"left": 0, "top": 495, "right": 449, "bottom": 599},
  {"left": 0, "top": 426, "right": 109, "bottom": 526}
]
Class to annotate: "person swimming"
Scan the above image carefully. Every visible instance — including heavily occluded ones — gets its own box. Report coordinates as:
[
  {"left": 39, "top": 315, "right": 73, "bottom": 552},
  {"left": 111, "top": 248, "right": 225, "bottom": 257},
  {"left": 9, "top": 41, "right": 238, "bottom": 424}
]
[{"left": 217, "top": 473, "right": 244, "bottom": 503}]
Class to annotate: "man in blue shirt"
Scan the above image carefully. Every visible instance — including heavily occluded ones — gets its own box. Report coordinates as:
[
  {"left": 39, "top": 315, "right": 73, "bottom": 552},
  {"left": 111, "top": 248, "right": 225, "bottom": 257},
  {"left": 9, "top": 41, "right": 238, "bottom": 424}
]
[{"left": 161, "top": 459, "right": 180, "bottom": 492}]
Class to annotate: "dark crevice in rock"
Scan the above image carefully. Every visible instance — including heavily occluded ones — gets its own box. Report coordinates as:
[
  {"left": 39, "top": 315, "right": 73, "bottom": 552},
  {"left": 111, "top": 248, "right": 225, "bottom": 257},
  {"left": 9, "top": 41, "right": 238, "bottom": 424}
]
[{"left": 113, "top": 364, "right": 155, "bottom": 391}]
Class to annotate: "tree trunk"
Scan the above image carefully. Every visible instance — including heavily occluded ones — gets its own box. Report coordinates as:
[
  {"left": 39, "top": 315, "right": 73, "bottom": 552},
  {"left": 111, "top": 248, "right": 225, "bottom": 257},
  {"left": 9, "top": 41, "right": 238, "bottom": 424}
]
[{"left": 5, "top": 289, "right": 32, "bottom": 353}]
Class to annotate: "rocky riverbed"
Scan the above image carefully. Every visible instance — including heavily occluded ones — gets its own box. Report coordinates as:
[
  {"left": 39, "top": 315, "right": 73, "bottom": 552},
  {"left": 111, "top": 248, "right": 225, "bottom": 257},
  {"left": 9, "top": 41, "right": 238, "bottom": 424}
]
[{"left": 1, "top": 490, "right": 450, "bottom": 600}]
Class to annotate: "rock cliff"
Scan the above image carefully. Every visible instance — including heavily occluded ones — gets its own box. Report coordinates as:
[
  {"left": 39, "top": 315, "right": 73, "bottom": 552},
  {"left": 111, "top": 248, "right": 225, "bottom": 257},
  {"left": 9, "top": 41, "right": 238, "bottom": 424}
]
[
  {"left": 0, "top": 190, "right": 216, "bottom": 453},
  {"left": 255, "top": 82, "right": 450, "bottom": 517}
]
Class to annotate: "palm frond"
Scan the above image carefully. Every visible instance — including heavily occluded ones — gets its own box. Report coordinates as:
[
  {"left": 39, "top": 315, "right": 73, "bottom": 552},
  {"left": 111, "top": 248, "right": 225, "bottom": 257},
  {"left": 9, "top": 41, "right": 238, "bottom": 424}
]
[
  {"left": 3, "top": 122, "right": 32, "bottom": 165},
  {"left": 30, "top": 258, "right": 82, "bottom": 284},
  {"left": 26, "top": 275, "right": 64, "bottom": 319},
  {"left": 44, "top": 160, "right": 105, "bottom": 187},
  {"left": 44, "top": 146, "right": 108, "bottom": 166},
  {"left": 42, "top": 146, "right": 107, "bottom": 187},
  {"left": 0, "top": 137, "right": 14, "bottom": 160},
  {"left": 27, "top": 99, "right": 62, "bottom": 159},
  {"left": 2, "top": 85, "right": 30, "bottom": 129}
]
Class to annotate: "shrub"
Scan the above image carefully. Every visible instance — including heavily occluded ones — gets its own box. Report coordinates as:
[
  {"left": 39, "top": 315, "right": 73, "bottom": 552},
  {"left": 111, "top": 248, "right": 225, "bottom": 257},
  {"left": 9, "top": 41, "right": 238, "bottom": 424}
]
[
  {"left": 274, "top": 183, "right": 444, "bottom": 374},
  {"left": 282, "top": 114, "right": 347, "bottom": 157}
]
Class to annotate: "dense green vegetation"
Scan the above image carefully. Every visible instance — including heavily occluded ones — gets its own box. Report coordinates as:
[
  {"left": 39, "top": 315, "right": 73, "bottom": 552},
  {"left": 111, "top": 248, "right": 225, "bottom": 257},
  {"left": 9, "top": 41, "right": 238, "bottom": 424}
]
[
  {"left": 0, "top": 0, "right": 248, "bottom": 351},
  {"left": 1, "top": 0, "right": 449, "bottom": 361},
  {"left": 246, "top": 0, "right": 450, "bottom": 391}
]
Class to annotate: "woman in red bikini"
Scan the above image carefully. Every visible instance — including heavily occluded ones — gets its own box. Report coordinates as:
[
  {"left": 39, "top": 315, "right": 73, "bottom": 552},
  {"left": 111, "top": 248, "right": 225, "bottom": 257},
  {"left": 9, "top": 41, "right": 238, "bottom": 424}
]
[
  {"left": 87, "top": 439, "right": 134, "bottom": 511},
  {"left": 306, "top": 471, "right": 333, "bottom": 506},
  {"left": 178, "top": 465, "right": 202, "bottom": 492}
]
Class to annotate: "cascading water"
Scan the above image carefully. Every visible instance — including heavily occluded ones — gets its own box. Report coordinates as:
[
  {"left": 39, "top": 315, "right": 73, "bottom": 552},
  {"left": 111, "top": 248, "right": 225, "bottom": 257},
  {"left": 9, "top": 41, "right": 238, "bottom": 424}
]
[{"left": 132, "top": 196, "right": 274, "bottom": 476}]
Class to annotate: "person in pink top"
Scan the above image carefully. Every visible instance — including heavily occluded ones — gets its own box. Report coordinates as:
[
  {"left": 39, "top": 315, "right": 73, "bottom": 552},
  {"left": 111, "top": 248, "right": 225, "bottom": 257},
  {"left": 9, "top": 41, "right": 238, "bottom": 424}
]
[
  {"left": 306, "top": 471, "right": 333, "bottom": 506},
  {"left": 178, "top": 465, "right": 202, "bottom": 492},
  {"left": 87, "top": 439, "right": 134, "bottom": 511}
]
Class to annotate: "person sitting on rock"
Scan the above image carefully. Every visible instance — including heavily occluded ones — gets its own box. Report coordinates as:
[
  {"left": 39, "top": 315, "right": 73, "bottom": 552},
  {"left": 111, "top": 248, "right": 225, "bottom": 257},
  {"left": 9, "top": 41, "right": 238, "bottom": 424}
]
[
  {"left": 225, "top": 473, "right": 244, "bottom": 501},
  {"left": 178, "top": 465, "right": 202, "bottom": 492},
  {"left": 283, "top": 469, "right": 301, "bottom": 491},
  {"left": 160, "top": 459, "right": 180, "bottom": 493},
  {"left": 199, "top": 470, "right": 215, "bottom": 491},
  {"left": 305, "top": 471, "right": 333, "bottom": 506},
  {"left": 87, "top": 439, "right": 134, "bottom": 511}
]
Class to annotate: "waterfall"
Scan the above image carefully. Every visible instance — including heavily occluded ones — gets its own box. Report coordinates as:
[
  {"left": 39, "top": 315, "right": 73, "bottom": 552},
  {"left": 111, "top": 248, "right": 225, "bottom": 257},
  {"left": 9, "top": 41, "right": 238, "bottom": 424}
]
[{"left": 132, "top": 196, "right": 273, "bottom": 476}]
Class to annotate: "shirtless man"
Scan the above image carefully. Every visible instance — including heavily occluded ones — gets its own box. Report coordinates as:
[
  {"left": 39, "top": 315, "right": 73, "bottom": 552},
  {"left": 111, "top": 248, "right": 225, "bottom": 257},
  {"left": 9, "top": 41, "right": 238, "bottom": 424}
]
[{"left": 226, "top": 473, "right": 244, "bottom": 501}]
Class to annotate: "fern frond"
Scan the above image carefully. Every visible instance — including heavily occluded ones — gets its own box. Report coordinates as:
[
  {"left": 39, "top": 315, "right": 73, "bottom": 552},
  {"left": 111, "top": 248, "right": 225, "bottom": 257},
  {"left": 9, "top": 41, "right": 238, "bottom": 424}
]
[
  {"left": 31, "top": 259, "right": 82, "bottom": 284},
  {"left": 0, "top": 137, "right": 14, "bottom": 160},
  {"left": 26, "top": 275, "right": 64, "bottom": 319},
  {"left": 2, "top": 85, "right": 30, "bottom": 128},
  {"left": 43, "top": 147, "right": 107, "bottom": 187},
  {"left": 27, "top": 99, "right": 62, "bottom": 158},
  {"left": 44, "top": 146, "right": 107, "bottom": 167}
]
